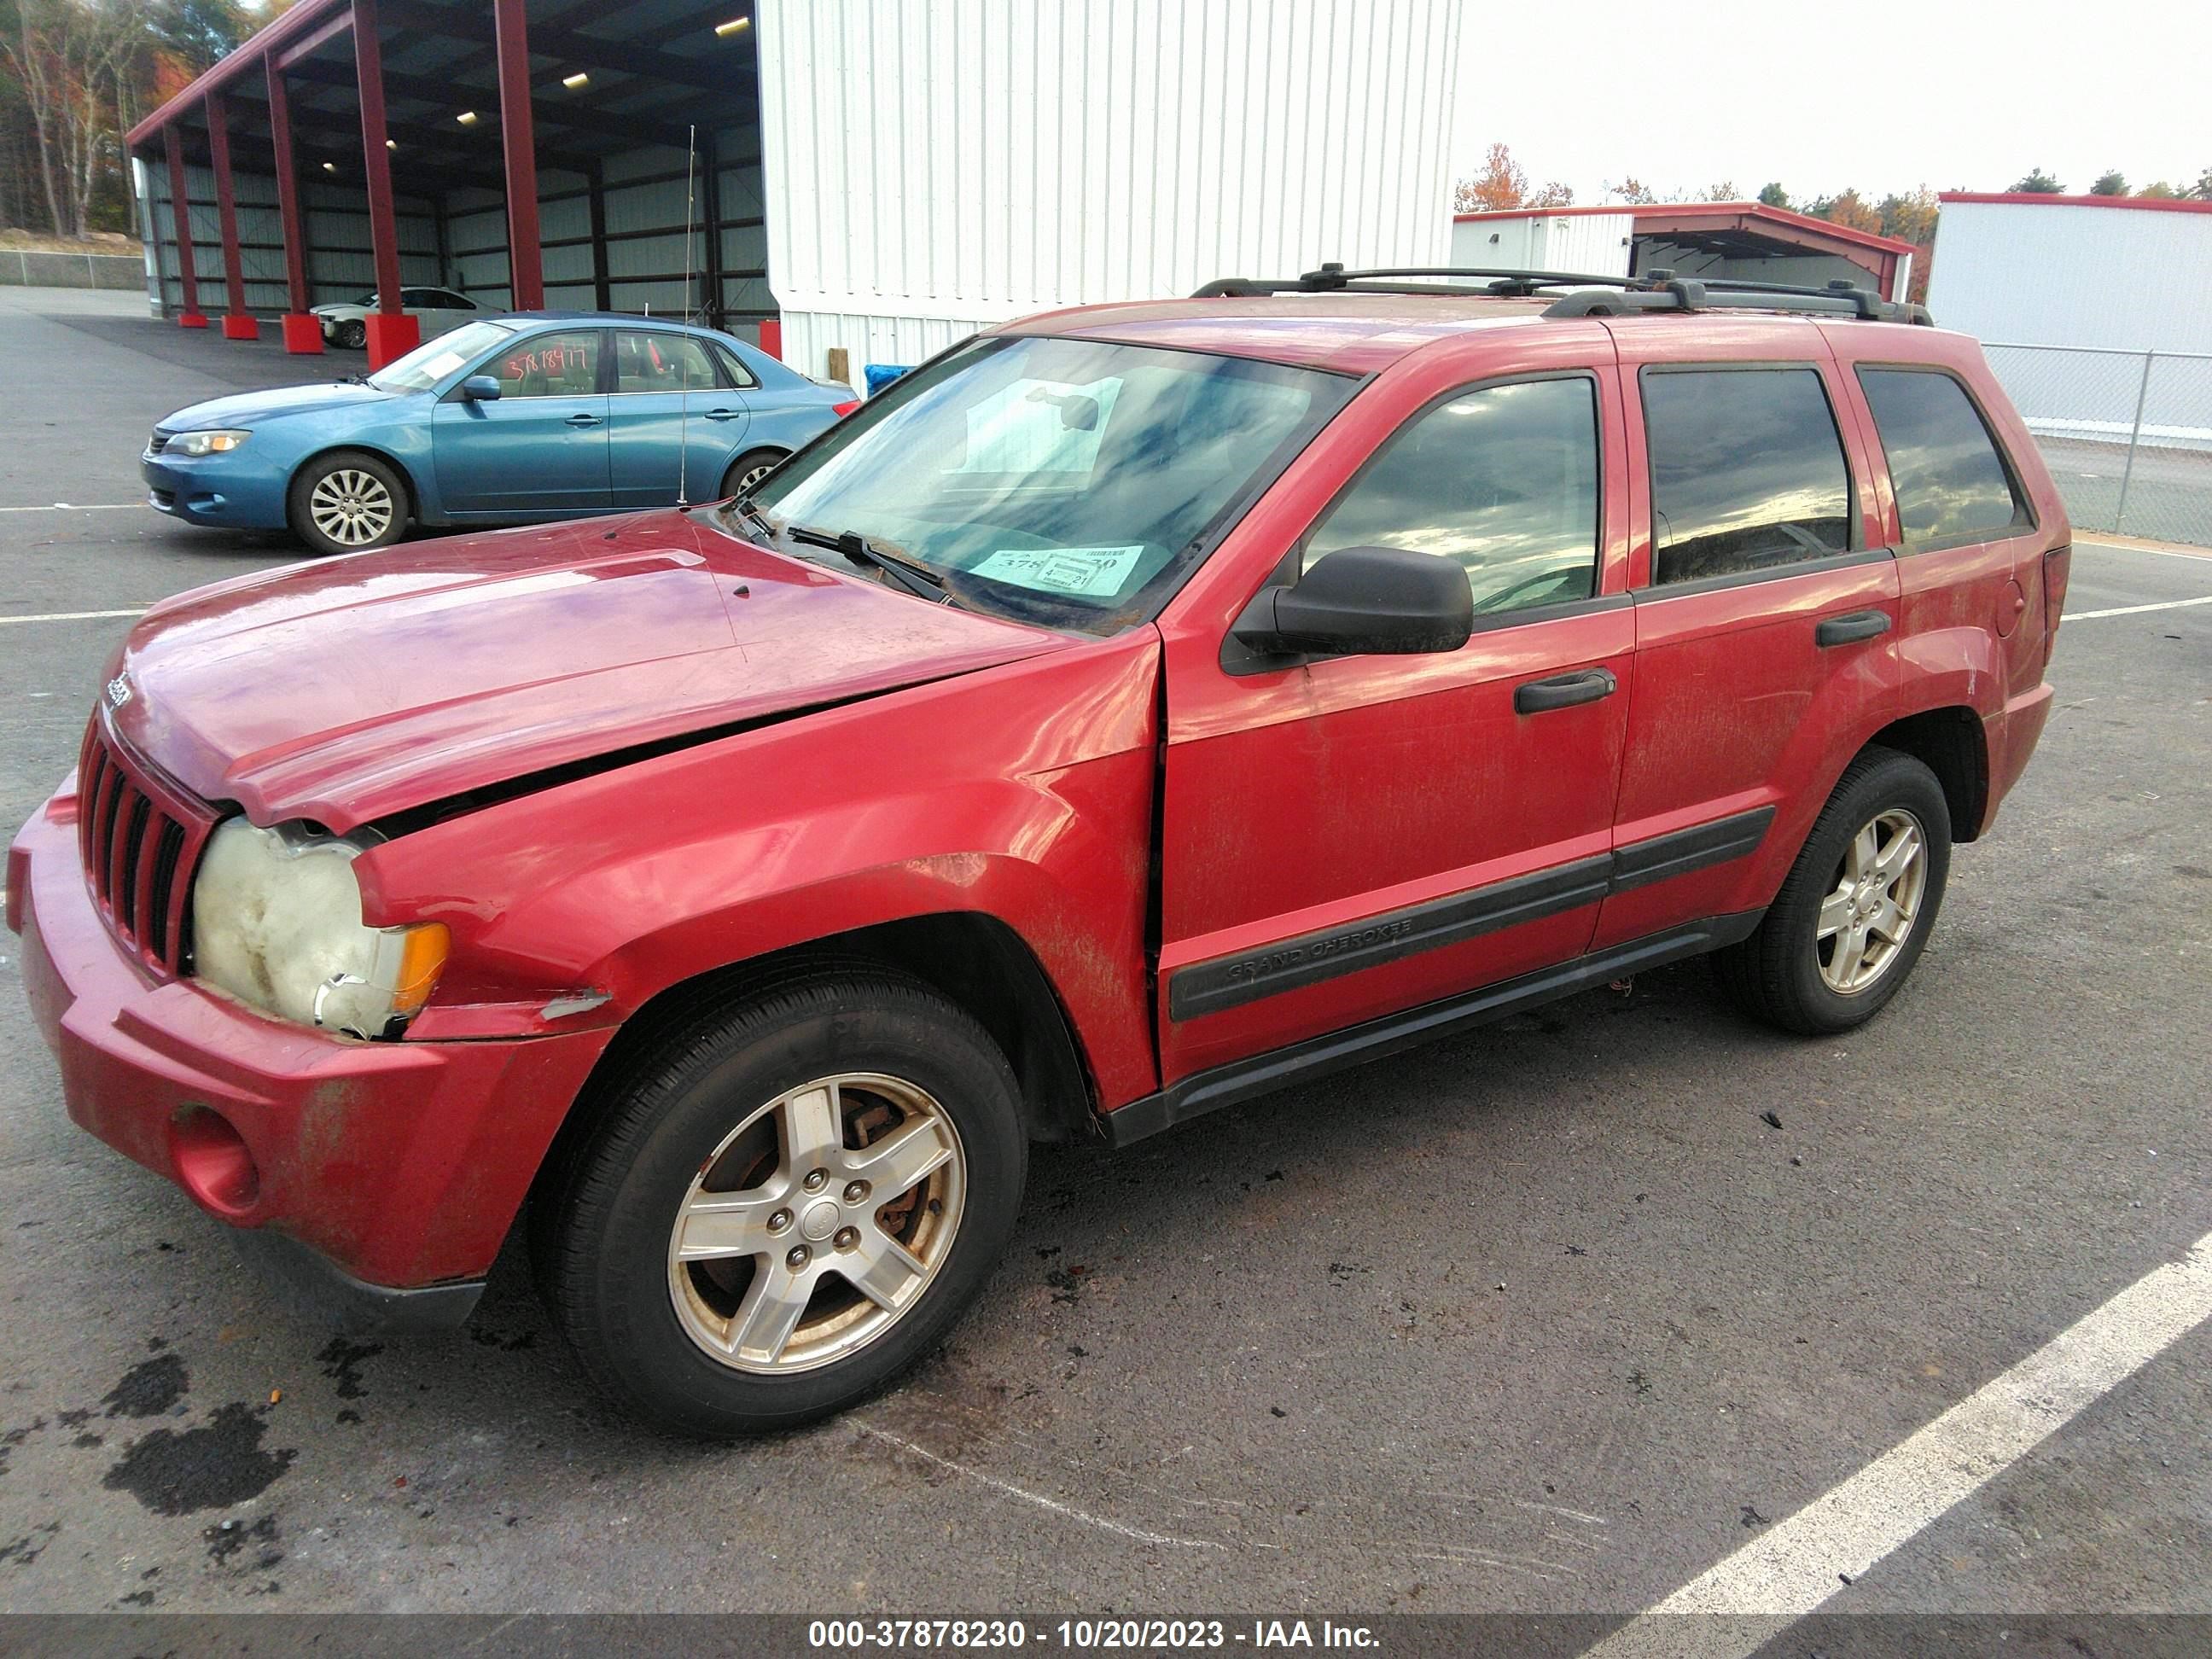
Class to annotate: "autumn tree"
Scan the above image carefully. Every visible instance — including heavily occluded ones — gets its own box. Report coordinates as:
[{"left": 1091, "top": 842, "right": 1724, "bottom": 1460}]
[
  {"left": 2138, "top": 180, "right": 2179, "bottom": 199},
  {"left": 1605, "top": 177, "right": 1657, "bottom": 205},
  {"left": 2089, "top": 170, "right": 2128, "bottom": 196},
  {"left": 1454, "top": 143, "right": 1573, "bottom": 212},
  {"left": 1757, "top": 182, "right": 1791, "bottom": 208},
  {"left": 2010, "top": 167, "right": 2064, "bottom": 193},
  {"left": 1807, "top": 189, "right": 1883, "bottom": 236},
  {"left": 3, "top": 0, "right": 140, "bottom": 238},
  {"left": 1877, "top": 187, "right": 1938, "bottom": 247},
  {"left": 1702, "top": 180, "right": 1739, "bottom": 201}
]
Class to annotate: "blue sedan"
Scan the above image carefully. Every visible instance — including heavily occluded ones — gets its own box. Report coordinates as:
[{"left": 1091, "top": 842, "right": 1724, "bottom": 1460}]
[{"left": 142, "top": 314, "right": 857, "bottom": 555}]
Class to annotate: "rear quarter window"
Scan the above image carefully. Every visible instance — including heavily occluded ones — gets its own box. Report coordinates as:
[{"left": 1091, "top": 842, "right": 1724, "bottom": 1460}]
[
  {"left": 1642, "top": 367, "right": 1854, "bottom": 586},
  {"left": 1858, "top": 368, "right": 2029, "bottom": 546}
]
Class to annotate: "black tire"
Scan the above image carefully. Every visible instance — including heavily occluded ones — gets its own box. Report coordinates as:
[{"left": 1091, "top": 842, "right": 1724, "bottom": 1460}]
[
  {"left": 286, "top": 450, "right": 410, "bottom": 556},
  {"left": 1714, "top": 747, "right": 1953, "bottom": 1035},
  {"left": 335, "top": 317, "right": 367, "bottom": 351},
  {"left": 533, "top": 971, "right": 1027, "bottom": 1438},
  {"left": 719, "top": 447, "right": 787, "bottom": 501}
]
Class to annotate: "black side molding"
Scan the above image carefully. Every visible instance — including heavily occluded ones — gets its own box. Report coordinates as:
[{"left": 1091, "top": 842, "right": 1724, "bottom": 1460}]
[
  {"left": 1167, "top": 805, "right": 1777, "bottom": 1019},
  {"left": 1168, "top": 854, "right": 1611, "bottom": 1022},
  {"left": 1110, "top": 911, "right": 1765, "bottom": 1148},
  {"left": 230, "top": 1227, "right": 484, "bottom": 1335},
  {"left": 1610, "top": 806, "right": 1777, "bottom": 894}
]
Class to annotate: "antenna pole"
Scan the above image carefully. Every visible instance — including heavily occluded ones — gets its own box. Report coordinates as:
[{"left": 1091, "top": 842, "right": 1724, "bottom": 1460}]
[{"left": 678, "top": 122, "right": 697, "bottom": 507}]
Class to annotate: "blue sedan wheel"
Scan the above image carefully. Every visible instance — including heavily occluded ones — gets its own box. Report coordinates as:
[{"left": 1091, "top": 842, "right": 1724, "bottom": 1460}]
[{"left": 288, "top": 451, "right": 410, "bottom": 556}]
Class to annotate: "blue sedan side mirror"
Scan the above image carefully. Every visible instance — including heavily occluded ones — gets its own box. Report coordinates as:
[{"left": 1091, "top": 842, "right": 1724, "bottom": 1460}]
[{"left": 460, "top": 375, "right": 503, "bottom": 401}]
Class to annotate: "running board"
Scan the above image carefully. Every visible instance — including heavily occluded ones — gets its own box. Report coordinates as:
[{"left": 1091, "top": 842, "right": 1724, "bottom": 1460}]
[{"left": 1103, "top": 911, "right": 1763, "bottom": 1148}]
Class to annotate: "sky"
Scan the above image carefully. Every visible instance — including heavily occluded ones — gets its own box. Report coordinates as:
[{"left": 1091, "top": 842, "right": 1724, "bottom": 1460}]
[{"left": 1450, "top": 0, "right": 2212, "bottom": 205}]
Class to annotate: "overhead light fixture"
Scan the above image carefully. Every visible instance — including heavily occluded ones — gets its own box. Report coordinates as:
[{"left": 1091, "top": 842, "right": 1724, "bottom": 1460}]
[
  {"left": 385, "top": 138, "right": 398, "bottom": 149},
  {"left": 456, "top": 110, "right": 479, "bottom": 125},
  {"left": 714, "top": 16, "right": 749, "bottom": 35},
  {"left": 562, "top": 72, "right": 589, "bottom": 89},
  {"left": 323, "top": 160, "right": 337, "bottom": 172}
]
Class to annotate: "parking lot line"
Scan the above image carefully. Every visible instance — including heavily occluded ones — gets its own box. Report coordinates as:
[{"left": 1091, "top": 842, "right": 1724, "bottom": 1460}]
[
  {"left": 0, "top": 503, "right": 140, "bottom": 513},
  {"left": 2061, "top": 595, "right": 2212, "bottom": 621},
  {"left": 0, "top": 607, "right": 148, "bottom": 626},
  {"left": 1580, "top": 1227, "right": 2212, "bottom": 1659}
]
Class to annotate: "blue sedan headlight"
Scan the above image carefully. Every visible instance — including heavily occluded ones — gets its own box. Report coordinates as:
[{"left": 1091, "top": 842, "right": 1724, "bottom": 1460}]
[{"left": 171, "top": 428, "right": 251, "bottom": 457}]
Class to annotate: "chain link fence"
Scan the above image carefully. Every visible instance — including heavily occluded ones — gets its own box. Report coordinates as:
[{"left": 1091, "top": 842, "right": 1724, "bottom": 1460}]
[{"left": 1981, "top": 344, "right": 2212, "bottom": 548}]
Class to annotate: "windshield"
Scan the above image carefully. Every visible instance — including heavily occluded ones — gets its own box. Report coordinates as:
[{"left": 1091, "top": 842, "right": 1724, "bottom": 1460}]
[
  {"left": 734, "top": 335, "right": 1353, "bottom": 633},
  {"left": 367, "top": 320, "right": 519, "bottom": 393}
]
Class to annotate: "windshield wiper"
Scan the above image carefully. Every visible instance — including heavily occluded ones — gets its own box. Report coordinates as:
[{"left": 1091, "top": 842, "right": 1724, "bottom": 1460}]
[{"left": 784, "top": 522, "right": 951, "bottom": 604}]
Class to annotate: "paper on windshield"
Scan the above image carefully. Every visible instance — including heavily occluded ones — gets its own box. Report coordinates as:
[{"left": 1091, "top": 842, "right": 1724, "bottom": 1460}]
[{"left": 970, "top": 545, "right": 1145, "bottom": 598}]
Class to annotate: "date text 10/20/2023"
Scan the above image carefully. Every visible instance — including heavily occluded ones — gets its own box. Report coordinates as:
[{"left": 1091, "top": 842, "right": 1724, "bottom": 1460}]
[{"left": 806, "top": 1620, "right": 1382, "bottom": 1650}]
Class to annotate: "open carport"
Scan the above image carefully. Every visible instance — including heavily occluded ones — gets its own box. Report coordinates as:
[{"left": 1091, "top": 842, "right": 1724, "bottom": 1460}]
[{"left": 125, "top": 0, "right": 773, "bottom": 365}]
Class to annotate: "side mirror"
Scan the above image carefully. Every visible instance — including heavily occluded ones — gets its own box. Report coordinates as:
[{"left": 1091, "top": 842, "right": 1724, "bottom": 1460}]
[
  {"left": 1231, "top": 545, "right": 1473, "bottom": 661},
  {"left": 459, "top": 375, "right": 502, "bottom": 401}
]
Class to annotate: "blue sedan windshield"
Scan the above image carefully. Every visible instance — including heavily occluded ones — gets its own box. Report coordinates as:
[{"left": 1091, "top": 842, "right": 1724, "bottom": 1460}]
[{"left": 368, "top": 320, "right": 517, "bottom": 393}]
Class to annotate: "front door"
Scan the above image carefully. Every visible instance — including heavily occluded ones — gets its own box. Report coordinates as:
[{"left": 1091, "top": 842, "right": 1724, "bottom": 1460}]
[
  {"left": 1156, "top": 344, "right": 1637, "bottom": 1086},
  {"left": 608, "top": 329, "right": 752, "bottom": 507},
  {"left": 432, "top": 328, "right": 613, "bottom": 516}
]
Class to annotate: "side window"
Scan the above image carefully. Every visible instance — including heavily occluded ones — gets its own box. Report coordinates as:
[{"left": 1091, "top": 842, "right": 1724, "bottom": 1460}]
[
  {"left": 491, "top": 330, "right": 601, "bottom": 399},
  {"left": 712, "top": 343, "right": 760, "bottom": 389},
  {"left": 1301, "top": 376, "right": 1600, "bottom": 617},
  {"left": 1643, "top": 367, "right": 1853, "bottom": 585},
  {"left": 1858, "top": 368, "right": 2029, "bottom": 545},
  {"left": 614, "top": 331, "right": 717, "bottom": 393}
]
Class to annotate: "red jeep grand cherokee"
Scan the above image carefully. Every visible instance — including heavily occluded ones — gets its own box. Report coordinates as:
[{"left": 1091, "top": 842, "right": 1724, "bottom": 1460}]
[{"left": 9, "top": 267, "right": 2069, "bottom": 1435}]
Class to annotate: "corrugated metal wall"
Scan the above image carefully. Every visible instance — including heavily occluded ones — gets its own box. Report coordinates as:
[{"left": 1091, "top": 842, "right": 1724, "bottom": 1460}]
[
  {"left": 759, "top": 0, "right": 1464, "bottom": 384},
  {"left": 1449, "top": 214, "right": 1633, "bottom": 276},
  {"left": 1929, "top": 202, "right": 2212, "bottom": 354},
  {"left": 146, "top": 161, "right": 439, "bottom": 315}
]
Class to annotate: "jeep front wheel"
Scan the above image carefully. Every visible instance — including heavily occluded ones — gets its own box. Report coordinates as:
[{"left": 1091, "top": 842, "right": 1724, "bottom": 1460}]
[
  {"left": 534, "top": 972, "right": 1027, "bottom": 1436},
  {"left": 1715, "top": 747, "right": 1953, "bottom": 1035}
]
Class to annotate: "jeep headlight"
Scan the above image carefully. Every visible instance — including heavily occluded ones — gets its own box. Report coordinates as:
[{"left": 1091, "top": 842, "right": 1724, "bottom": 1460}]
[
  {"left": 190, "top": 818, "right": 448, "bottom": 1039},
  {"left": 171, "top": 428, "right": 250, "bottom": 457}
]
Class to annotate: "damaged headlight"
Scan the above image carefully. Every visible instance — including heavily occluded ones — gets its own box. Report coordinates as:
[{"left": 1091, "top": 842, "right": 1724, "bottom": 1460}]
[
  {"left": 169, "top": 428, "right": 250, "bottom": 457},
  {"left": 189, "top": 818, "right": 448, "bottom": 1039}
]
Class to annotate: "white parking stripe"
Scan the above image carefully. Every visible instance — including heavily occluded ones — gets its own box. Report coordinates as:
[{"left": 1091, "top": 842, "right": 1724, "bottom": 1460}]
[
  {"left": 1580, "top": 1229, "right": 2212, "bottom": 1659},
  {"left": 2063, "top": 595, "right": 2212, "bottom": 621},
  {"left": 0, "top": 608, "right": 148, "bottom": 626},
  {"left": 0, "top": 502, "right": 140, "bottom": 513}
]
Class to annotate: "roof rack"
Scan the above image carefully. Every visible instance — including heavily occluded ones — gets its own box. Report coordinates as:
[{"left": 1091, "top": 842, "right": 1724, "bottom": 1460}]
[{"left": 1191, "top": 263, "right": 1935, "bottom": 325}]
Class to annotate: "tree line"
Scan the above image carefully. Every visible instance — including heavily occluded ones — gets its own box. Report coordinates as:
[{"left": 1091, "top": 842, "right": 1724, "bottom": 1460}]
[{"left": 2, "top": 0, "right": 275, "bottom": 242}]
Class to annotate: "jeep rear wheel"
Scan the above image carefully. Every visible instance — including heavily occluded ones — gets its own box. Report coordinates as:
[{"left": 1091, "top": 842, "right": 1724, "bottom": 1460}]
[
  {"left": 1715, "top": 747, "right": 1953, "bottom": 1035},
  {"left": 534, "top": 972, "right": 1026, "bottom": 1436}
]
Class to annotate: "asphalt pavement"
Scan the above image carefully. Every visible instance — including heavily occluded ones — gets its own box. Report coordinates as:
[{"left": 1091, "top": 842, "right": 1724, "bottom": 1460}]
[{"left": 0, "top": 289, "right": 2207, "bottom": 1631}]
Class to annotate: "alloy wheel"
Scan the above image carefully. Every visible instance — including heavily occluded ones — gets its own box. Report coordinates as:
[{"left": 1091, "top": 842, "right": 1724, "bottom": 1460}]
[
  {"left": 306, "top": 469, "right": 397, "bottom": 547},
  {"left": 1816, "top": 807, "right": 1928, "bottom": 994},
  {"left": 667, "top": 1073, "right": 966, "bottom": 1374}
]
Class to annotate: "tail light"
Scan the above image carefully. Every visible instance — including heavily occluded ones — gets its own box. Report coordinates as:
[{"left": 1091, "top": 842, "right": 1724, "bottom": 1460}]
[
  {"left": 830, "top": 400, "right": 861, "bottom": 417},
  {"left": 2041, "top": 544, "right": 2072, "bottom": 665}
]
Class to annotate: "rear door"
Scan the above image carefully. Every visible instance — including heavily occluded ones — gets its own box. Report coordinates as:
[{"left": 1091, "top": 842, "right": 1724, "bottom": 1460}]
[
  {"left": 1155, "top": 328, "right": 1639, "bottom": 1085},
  {"left": 608, "top": 329, "right": 753, "bottom": 507},
  {"left": 431, "top": 327, "right": 613, "bottom": 515},
  {"left": 1593, "top": 323, "right": 1901, "bottom": 950}
]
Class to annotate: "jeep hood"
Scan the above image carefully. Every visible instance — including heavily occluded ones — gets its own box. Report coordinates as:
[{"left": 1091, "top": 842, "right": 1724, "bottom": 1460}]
[{"left": 105, "top": 510, "right": 1071, "bottom": 833}]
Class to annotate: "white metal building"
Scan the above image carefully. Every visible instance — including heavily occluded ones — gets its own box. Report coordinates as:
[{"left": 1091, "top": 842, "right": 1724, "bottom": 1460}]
[
  {"left": 1929, "top": 193, "right": 2212, "bottom": 450},
  {"left": 761, "top": 0, "right": 1464, "bottom": 381}
]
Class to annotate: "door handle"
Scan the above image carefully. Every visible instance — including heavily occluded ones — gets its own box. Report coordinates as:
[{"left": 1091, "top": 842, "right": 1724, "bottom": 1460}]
[
  {"left": 1815, "top": 608, "right": 1892, "bottom": 648},
  {"left": 703, "top": 408, "right": 742, "bottom": 422},
  {"left": 1514, "top": 667, "right": 1617, "bottom": 714},
  {"left": 564, "top": 413, "right": 603, "bottom": 428}
]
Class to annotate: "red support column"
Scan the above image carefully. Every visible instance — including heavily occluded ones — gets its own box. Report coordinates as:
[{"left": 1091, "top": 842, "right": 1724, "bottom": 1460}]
[
  {"left": 164, "top": 127, "right": 207, "bottom": 328},
  {"left": 492, "top": 0, "right": 544, "bottom": 311},
  {"left": 353, "top": 0, "right": 417, "bottom": 368},
  {"left": 265, "top": 58, "right": 322, "bottom": 354},
  {"left": 206, "top": 92, "right": 257, "bottom": 340}
]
